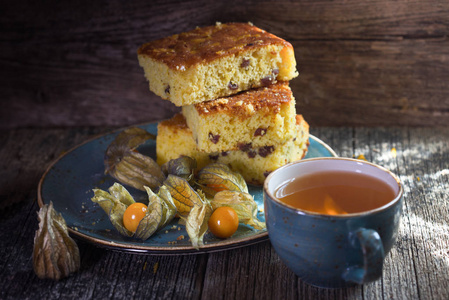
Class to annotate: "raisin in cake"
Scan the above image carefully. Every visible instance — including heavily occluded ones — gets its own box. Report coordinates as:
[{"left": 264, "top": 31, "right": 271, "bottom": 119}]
[
  {"left": 156, "top": 113, "right": 309, "bottom": 185},
  {"left": 181, "top": 81, "right": 296, "bottom": 153},
  {"left": 137, "top": 22, "right": 298, "bottom": 106}
]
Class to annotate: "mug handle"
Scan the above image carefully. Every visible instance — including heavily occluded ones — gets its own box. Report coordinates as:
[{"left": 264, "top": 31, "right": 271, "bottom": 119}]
[{"left": 343, "top": 228, "right": 385, "bottom": 284}]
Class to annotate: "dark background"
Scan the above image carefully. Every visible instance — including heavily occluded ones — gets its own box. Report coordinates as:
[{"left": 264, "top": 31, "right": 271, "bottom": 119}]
[{"left": 2, "top": 0, "right": 449, "bottom": 129}]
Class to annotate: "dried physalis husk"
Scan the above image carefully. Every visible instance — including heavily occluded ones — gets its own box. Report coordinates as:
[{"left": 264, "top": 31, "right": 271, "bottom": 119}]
[
  {"left": 212, "top": 190, "right": 266, "bottom": 230},
  {"left": 197, "top": 163, "right": 249, "bottom": 197},
  {"left": 104, "top": 127, "right": 165, "bottom": 191},
  {"left": 111, "top": 126, "right": 156, "bottom": 149},
  {"left": 163, "top": 174, "right": 206, "bottom": 217},
  {"left": 91, "top": 183, "right": 177, "bottom": 240},
  {"left": 163, "top": 174, "right": 213, "bottom": 248},
  {"left": 135, "top": 186, "right": 177, "bottom": 240},
  {"left": 162, "top": 156, "right": 197, "bottom": 182},
  {"left": 33, "top": 201, "right": 80, "bottom": 280},
  {"left": 186, "top": 199, "right": 212, "bottom": 249},
  {"left": 91, "top": 183, "right": 135, "bottom": 237}
]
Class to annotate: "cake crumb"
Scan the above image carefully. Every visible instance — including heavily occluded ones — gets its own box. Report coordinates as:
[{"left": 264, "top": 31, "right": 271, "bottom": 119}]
[
  {"left": 391, "top": 148, "right": 397, "bottom": 158},
  {"left": 245, "top": 103, "right": 255, "bottom": 113},
  {"left": 357, "top": 154, "right": 367, "bottom": 161},
  {"left": 216, "top": 99, "right": 229, "bottom": 105}
]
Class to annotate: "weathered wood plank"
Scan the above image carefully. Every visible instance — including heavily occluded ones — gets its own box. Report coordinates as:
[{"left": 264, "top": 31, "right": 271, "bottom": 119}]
[
  {"left": 309, "top": 127, "right": 354, "bottom": 158},
  {"left": 395, "top": 128, "right": 449, "bottom": 300},
  {"left": 251, "top": 242, "right": 300, "bottom": 300},
  {"left": 295, "top": 39, "right": 449, "bottom": 127},
  {"left": 1, "top": 1, "right": 449, "bottom": 128},
  {"left": 1, "top": 127, "right": 449, "bottom": 299}
]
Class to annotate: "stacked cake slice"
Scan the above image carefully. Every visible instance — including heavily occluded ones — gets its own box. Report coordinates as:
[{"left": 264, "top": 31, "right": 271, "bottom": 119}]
[{"left": 138, "top": 22, "right": 309, "bottom": 185}]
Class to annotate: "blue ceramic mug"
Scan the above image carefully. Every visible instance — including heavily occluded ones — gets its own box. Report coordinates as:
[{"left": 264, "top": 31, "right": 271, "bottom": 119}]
[{"left": 263, "top": 158, "right": 403, "bottom": 288}]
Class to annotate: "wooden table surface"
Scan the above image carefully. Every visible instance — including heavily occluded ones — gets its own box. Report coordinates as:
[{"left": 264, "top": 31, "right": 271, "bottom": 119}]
[
  {"left": 2, "top": 0, "right": 449, "bottom": 130},
  {"left": 1, "top": 126, "right": 448, "bottom": 300}
]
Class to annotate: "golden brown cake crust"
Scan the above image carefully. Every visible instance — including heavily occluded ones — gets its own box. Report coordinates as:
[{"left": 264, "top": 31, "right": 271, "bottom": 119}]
[
  {"left": 158, "top": 113, "right": 187, "bottom": 128},
  {"left": 295, "top": 114, "right": 309, "bottom": 131},
  {"left": 137, "top": 22, "right": 293, "bottom": 70},
  {"left": 193, "top": 81, "right": 292, "bottom": 119}
]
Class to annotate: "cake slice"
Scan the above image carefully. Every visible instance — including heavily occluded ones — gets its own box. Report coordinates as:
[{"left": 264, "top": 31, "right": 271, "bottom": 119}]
[
  {"left": 137, "top": 22, "right": 298, "bottom": 106},
  {"left": 156, "top": 113, "right": 309, "bottom": 185},
  {"left": 181, "top": 81, "right": 297, "bottom": 153}
]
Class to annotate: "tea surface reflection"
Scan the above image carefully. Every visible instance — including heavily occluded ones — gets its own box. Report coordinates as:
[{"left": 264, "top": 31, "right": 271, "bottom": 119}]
[{"left": 275, "top": 170, "right": 397, "bottom": 215}]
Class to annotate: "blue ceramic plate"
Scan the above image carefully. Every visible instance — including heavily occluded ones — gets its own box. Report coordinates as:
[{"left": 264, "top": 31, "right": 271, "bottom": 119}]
[{"left": 38, "top": 123, "right": 337, "bottom": 254}]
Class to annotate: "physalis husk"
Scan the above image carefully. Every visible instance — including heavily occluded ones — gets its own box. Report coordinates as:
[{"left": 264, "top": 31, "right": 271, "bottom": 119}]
[
  {"left": 211, "top": 190, "right": 266, "bottom": 230},
  {"left": 104, "top": 127, "right": 164, "bottom": 191},
  {"left": 197, "top": 163, "right": 248, "bottom": 197},
  {"left": 91, "top": 183, "right": 176, "bottom": 240}
]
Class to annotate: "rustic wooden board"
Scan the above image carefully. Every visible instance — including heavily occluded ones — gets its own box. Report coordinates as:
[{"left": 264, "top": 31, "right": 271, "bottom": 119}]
[
  {"left": 1, "top": 0, "right": 449, "bottom": 129},
  {"left": 1, "top": 127, "right": 448, "bottom": 299}
]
